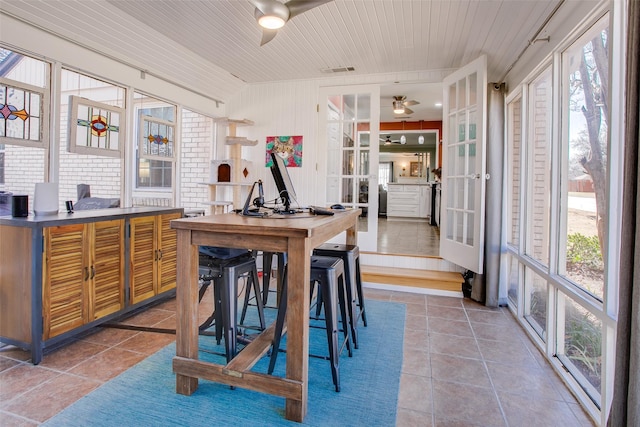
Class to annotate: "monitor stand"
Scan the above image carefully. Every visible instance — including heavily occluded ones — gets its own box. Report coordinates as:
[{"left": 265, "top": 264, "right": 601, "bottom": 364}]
[{"left": 241, "top": 180, "right": 267, "bottom": 217}]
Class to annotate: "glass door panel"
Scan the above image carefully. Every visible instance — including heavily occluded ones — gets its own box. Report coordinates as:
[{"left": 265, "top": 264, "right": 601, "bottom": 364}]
[
  {"left": 440, "top": 56, "right": 487, "bottom": 274},
  {"left": 319, "top": 86, "right": 380, "bottom": 250}
]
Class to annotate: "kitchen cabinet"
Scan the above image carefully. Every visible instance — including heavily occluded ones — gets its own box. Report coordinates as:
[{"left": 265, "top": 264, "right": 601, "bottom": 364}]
[{"left": 387, "top": 183, "right": 431, "bottom": 218}]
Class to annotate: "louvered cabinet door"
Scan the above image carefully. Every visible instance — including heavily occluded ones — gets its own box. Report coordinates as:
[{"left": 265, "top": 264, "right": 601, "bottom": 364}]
[
  {"left": 129, "top": 216, "right": 157, "bottom": 304},
  {"left": 43, "top": 224, "right": 87, "bottom": 339},
  {"left": 157, "top": 212, "right": 181, "bottom": 294},
  {"left": 90, "top": 220, "right": 125, "bottom": 319}
]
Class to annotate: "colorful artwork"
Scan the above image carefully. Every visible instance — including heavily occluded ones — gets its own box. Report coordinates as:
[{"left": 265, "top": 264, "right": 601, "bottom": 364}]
[
  {"left": 139, "top": 115, "right": 174, "bottom": 160},
  {"left": 265, "top": 135, "right": 302, "bottom": 167},
  {"left": 0, "top": 83, "right": 42, "bottom": 143},
  {"left": 69, "top": 96, "right": 123, "bottom": 157}
]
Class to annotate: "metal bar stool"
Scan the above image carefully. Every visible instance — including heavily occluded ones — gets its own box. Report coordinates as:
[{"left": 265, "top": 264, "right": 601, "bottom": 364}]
[
  {"left": 268, "top": 256, "right": 351, "bottom": 392},
  {"left": 260, "top": 252, "right": 287, "bottom": 307},
  {"left": 313, "top": 243, "right": 367, "bottom": 349},
  {"left": 198, "top": 247, "right": 266, "bottom": 363}
]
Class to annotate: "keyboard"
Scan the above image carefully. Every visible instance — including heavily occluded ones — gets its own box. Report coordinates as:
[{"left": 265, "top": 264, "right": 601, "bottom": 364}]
[{"left": 309, "top": 206, "right": 335, "bottom": 216}]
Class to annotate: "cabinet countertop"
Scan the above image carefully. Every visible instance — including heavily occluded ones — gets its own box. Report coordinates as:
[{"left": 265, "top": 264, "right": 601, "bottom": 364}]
[{"left": 0, "top": 207, "right": 183, "bottom": 228}]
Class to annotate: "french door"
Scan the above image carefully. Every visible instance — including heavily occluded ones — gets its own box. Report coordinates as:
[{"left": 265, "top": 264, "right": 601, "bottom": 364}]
[
  {"left": 318, "top": 85, "right": 380, "bottom": 251},
  {"left": 440, "top": 56, "right": 488, "bottom": 273}
]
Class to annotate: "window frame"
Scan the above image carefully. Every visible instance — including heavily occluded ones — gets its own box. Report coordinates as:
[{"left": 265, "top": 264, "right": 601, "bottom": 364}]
[{"left": 0, "top": 77, "right": 50, "bottom": 149}]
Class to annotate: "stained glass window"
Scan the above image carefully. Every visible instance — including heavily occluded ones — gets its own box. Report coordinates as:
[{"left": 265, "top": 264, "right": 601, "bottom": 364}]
[
  {"left": 68, "top": 96, "right": 124, "bottom": 158},
  {"left": 138, "top": 115, "right": 175, "bottom": 160},
  {"left": 0, "top": 79, "right": 43, "bottom": 145}
]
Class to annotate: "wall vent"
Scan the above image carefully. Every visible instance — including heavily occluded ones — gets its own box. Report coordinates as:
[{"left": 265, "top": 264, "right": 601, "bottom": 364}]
[{"left": 320, "top": 66, "right": 355, "bottom": 74}]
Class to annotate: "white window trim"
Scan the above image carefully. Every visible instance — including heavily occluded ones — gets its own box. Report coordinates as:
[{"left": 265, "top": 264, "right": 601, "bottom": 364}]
[{"left": 0, "top": 77, "right": 50, "bottom": 149}]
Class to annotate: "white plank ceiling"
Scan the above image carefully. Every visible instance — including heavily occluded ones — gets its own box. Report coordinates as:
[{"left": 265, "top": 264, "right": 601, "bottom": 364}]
[
  {"left": 2, "top": 0, "right": 594, "bottom": 121},
  {"left": 101, "top": 0, "right": 560, "bottom": 82}
]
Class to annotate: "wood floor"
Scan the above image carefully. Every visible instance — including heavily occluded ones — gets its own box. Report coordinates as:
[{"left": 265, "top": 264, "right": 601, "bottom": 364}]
[{"left": 363, "top": 216, "right": 440, "bottom": 257}]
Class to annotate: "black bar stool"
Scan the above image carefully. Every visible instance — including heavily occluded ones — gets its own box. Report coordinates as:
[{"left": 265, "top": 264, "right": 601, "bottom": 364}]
[
  {"left": 313, "top": 243, "right": 367, "bottom": 349},
  {"left": 268, "top": 256, "right": 351, "bottom": 392},
  {"left": 261, "top": 252, "right": 287, "bottom": 306},
  {"left": 198, "top": 247, "right": 266, "bottom": 363}
]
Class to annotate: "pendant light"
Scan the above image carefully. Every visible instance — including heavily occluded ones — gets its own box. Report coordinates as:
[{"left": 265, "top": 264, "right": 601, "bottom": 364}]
[{"left": 418, "top": 135, "right": 425, "bottom": 144}]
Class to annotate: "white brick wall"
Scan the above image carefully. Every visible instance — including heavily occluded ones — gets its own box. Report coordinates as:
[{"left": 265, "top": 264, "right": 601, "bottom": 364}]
[
  {"left": 527, "top": 72, "right": 552, "bottom": 265},
  {"left": 179, "top": 109, "right": 212, "bottom": 212},
  {"left": 2, "top": 145, "right": 46, "bottom": 211}
]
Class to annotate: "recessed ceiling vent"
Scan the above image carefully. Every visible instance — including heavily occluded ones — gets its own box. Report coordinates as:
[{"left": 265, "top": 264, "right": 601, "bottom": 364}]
[{"left": 320, "top": 66, "right": 355, "bottom": 74}]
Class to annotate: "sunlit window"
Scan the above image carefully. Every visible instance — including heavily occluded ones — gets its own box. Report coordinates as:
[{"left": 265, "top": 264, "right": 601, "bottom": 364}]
[
  {"left": 560, "top": 17, "right": 609, "bottom": 300},
  {"left": 135, "top": 93, "right": 176, "bottom": 189}
]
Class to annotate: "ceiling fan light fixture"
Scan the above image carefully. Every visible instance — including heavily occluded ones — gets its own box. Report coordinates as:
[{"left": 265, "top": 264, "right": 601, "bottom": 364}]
[
  {"left": 418, "top": 135, "right": 425, "bottom": 144},
  {"left": 254, "top": 1, "right": 290, "bottom": 29},
  {"left": 393, "top": 100, "right": 405, "bottom": 114},
  {"left": 258, "top": 14, "right": 286, "bottom": 29}
]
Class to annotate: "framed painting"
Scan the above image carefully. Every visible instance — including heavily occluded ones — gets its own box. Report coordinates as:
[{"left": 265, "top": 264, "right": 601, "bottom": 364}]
[{"left": 265, "top": 135, "right": 302, "bottom": 167}]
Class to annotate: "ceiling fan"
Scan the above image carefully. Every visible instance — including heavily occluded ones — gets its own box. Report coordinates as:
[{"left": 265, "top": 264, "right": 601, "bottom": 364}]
[
  {"left": 250, "top": 0, "right": 334, "bottom": 46},
  {"left": 380, "top": 135, "right": 406, "bottom": 145},
  {"left": 392, "top": 95, "right": 420, "bottom": 115}
]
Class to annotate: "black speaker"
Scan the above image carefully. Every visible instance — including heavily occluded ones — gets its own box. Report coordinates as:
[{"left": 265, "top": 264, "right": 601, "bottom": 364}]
[{"left": 12, "top": 194, "right": 29, "bottom": 217}]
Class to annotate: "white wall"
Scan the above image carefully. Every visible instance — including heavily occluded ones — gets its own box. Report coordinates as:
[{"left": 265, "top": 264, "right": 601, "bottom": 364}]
[{"left": 226, "top": 70, "right": 449, "bottom": 207}]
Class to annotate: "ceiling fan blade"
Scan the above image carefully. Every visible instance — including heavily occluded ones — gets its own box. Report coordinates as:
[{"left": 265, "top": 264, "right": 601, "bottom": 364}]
[
  {"left": 404, "top": 107, "right": 414, "bottom": 114},
  {"left": 260, "top": 28, "right": 279, "bottom": 46},
  {"left": 403, "top": 100, "right": 419, "bottom": 106},
  {"left": 286, "top": 0, "right": 334, "bottom": 19}
]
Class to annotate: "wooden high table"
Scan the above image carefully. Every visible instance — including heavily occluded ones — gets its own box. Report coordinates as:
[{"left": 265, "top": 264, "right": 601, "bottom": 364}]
[{"left": 170, "top": 209, "right": 360, "bottom": 422}]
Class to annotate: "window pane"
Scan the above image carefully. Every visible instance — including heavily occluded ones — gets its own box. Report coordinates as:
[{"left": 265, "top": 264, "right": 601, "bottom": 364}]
[
  {"left": 135, "top": 93, "right": 175, "bottom": 190},
  {"left": 0, "top": 48, "right": 47, "bottom": 87},
  {"left": 342, "top": 95, "right": 355, "bottom": 121},
  {"left": 507, "top": 98, "right": 522, "bottom": 247},
  {"left": 342, "top": 149, "right": 354, "bottom": 175},
  {"left": 0, "top": 144, "right": 45, "bottom": 211},
  {"left": 0, "top": 85, "right": 41, "bottom": 141},
  {"left": 559, "top": 293, "right": 602, "bottom": 401},
  {"left": 356, "top": 94, "right": 370, "bottom": 121},
  {"left": 179, "top": 109, "right": 214, "bottom": 210},
  {"left": 560, "top": 17, "right": 609, "bottom": 300},
  {"left": 341, "top": 177, "right": 353, "bottom": 204},
  {"left": 525, "top": 67, "right": 553, "bottom": 267},
  {"left": 525, "top": 266, "right": 547, "bottom": 340},
  {"left": 507, "top": 255, "right": 519, "bottom": 308},
  {"left": 59, "top": 70, "right": 124, "bottom": 203}
]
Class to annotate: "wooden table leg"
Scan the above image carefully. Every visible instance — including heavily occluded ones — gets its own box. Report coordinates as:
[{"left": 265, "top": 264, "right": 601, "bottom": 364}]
[
  {"left": 284, "top": 237, "right": 310, "bottom": 422},
  {"left": 175, "top": 229, "right": 199, "bottom": 395}
]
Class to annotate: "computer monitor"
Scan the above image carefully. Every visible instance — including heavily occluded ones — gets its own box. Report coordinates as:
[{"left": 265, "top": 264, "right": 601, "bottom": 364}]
[{"left": 270, "top": 152, "right": 297, "bottom": 213}]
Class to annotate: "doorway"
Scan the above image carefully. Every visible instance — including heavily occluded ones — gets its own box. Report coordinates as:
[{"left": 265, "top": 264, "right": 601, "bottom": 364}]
[{"left": 374, "top": 82, "right": 443, "bottom": 257}]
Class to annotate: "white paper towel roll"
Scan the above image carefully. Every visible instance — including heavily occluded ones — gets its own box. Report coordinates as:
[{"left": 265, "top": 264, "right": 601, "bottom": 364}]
[{"left": 34, "top": 182, "right": 59, "bottom": 215}]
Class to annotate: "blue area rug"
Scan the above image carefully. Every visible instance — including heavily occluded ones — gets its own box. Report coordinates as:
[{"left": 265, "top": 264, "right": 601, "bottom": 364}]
[{"left": 44, "top": 299, "right": 405, "bottom": 426}]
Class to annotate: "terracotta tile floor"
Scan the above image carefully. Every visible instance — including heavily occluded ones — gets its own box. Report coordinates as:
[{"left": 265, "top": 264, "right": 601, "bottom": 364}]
[{"left": 0, "top": 288, "right": 595, "bottom": 426}]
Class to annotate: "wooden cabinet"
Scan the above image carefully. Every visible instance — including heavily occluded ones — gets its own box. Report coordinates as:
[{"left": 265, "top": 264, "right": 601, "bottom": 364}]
[
  {"left": 129, "top": 212, "right": 181, "bottom": 304},
  {"left": 43, "top": 220, "right": 124, "bottom": 339},
  {"left": 0, "top": 207, "right": 183, "bottom": 364}
]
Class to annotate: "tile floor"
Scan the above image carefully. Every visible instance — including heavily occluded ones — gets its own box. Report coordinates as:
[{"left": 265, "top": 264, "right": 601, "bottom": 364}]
[{"left": 0, "top": 287, "right": 595, "bottom": 426}]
